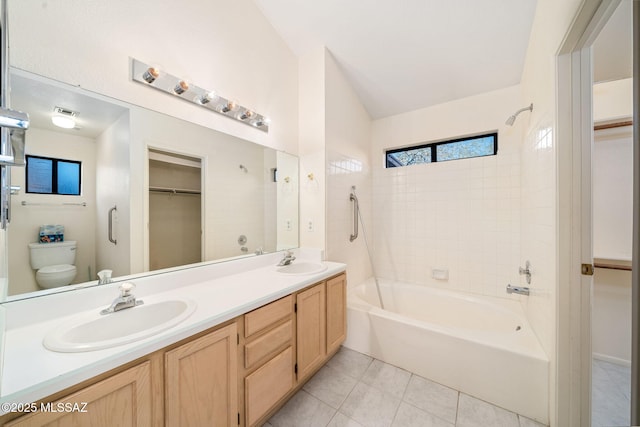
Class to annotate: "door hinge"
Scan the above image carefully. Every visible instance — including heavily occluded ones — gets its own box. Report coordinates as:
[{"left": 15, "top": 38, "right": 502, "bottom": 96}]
[
  {"left": 294, "top": 303, "right": 297, "bottom": 313},
  {"left": 237, "top": 412, "right": 240, "bottom": 425},
  {"left": 237, "top": 333, "right": 240, "bottom": 345},
  {"left": 581, "top": 263, "right": 594, "bottom": 276},
  {"left": 294, "top": 363, "right": 298, "bottom": 374}
]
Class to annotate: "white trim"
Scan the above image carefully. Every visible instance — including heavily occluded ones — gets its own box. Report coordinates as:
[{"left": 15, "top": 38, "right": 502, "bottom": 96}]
[
  {"left": 556, "top": 1, "right": 622, "bottom": 425},
  {"left": 593, "top": 352, "right": 632, "bottom": 367}
]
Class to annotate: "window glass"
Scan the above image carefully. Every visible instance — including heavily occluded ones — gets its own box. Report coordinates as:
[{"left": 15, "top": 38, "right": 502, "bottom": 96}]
[
  {"left": 385, "top": 132, "right": 497, "bottom": 168},
  {"left": 26, "top": 155, "right": 81, "bottom": 195}
]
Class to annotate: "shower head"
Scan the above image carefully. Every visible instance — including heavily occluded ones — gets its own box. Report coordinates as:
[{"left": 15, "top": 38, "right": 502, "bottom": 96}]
[{"left": 505, "top": 103, "right": 533, "bottom": 126}]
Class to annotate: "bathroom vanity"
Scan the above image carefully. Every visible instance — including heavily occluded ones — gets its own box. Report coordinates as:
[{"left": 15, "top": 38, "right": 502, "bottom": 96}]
[{"left": 0, "top": 253, "right": 346, "bottom": 427}]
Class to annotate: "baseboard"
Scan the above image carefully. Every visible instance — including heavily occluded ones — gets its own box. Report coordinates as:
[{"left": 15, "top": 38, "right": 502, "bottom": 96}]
[{"left": 592, "top": 352, "right": 631, "bottom": 367}]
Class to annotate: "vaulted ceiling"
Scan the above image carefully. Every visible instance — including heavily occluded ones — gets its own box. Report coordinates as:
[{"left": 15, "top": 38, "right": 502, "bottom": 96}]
[{"left": 253, "top": 0, "right": 538, "bottom": 119}]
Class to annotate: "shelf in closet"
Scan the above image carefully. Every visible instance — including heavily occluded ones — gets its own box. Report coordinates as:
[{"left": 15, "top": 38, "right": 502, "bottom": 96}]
[{"left": 149, "top": 186, "right": 201, "bottom": 195}]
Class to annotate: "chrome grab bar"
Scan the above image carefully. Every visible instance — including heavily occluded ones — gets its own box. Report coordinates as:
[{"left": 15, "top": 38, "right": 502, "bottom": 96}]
[
  {"left": 108, "top": 205, "right": 117, "bottom": 245},
  {"left": 350, "top": 191, "right": 359, "bottom": 242}
]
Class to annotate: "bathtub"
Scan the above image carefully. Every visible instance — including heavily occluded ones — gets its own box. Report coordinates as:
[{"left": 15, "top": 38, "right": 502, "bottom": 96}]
[{"left": 344, "top": 278, "right": 549, "bottom": 424}]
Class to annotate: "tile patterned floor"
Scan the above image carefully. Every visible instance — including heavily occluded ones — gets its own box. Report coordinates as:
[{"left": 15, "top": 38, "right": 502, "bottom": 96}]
[
  {"left": 592, "top": 358, "right": 631, "bottom": 427},
  {"left": 266, "top": 347, "right": 547, "bottom": 427}
]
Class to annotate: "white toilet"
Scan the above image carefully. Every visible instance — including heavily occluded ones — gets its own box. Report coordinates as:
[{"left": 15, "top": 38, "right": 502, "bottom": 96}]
[{"left": 28, "top": 241, "right": 77, "bottom": 289}]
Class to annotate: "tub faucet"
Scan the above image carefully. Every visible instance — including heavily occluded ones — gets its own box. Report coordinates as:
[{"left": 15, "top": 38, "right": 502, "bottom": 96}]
[
  {"left": 100, "top": 282, "right": 143, "bottom": 315},
  {"left": 277, "top": 250, "right": 296, "bottom": 266},
  {"left": 506, "top": 284, "right": 530, "bottom": 296}
]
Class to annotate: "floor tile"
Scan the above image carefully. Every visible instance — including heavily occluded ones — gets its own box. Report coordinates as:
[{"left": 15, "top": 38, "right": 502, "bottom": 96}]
[
  {"left": 268, "top": 390, "right": 336, "bottom": 427},
  {"left": 304, "top": 365, "right": 359, "bottom": 409},
  {"left": 326, "top": 347, "right": 373, "bottom": 380},
  {"left": 391, "top": 402, "right": 454, "bottom": 427},
  {"left": 402, "top": 375, "right": 458, "bottom": 424},
  {"left": 592, "top": 359, "right": 631, "bottom": 427},
  {"left": 328, "top": 412, "right": 365, "bottom": 427},
  {"left": 360, "top": 359, "right": 411, "bottom": 399},
  {"left": 456, "top": 393, "right": 519, "bottom": 427},
  {"left": 340, "top": 382, "right": 402, "bottom": 427}
]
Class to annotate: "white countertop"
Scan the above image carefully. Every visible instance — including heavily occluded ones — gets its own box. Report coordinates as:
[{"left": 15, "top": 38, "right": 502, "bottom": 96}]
[{"left": 0, "top": 249, "right": 345, "bottom": 409}]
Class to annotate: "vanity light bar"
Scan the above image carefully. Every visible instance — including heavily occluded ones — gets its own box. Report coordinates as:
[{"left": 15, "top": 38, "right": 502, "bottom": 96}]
[{"left": 131, "top": 59, "right": 270, "bottom": 132}]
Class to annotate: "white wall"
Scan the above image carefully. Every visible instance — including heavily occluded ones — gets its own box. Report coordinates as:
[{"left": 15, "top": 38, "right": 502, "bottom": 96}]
[
  {"left": 95, "top": 113, "right": 131, "bottom": 277},
  {"left": 298, "top": 48, "right": 327, "bottom": 251},
  {"left": 518, "top": 0, "right": 586, "bottom": 424},
  {"left": 276, "top": 151, "right": 300, "bottom": 251},
  {"left": 591, "top": 78, "right": 633, "bottom": 365},
  {"left": 9, "top": 128, "right": 97, "bottom": 295},
  {"left": 9, "top": 0, "right": 298, "bottom": 155},
  {"left": 324, "top": 51, "right": 373, "bottom": 288},
  {"left": 371, "top": 86, "right": 523, "bottom": 298},
  {"left": 130, "top": 108, "right": 270, "bottom": 271},
  {"left": 593, "top": 78, "right": 633, "bottom": 122}
]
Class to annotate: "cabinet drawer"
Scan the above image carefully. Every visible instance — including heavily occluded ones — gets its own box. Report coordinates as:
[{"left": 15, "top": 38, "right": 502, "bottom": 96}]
[
  {"left": 245, "top": 320, "right": 293, "bottom": 370},
  {"left": 244, "top": 295, "right": 293, "bottom": 338},
  {"left": 245, "top": 347, "right": 294, "bottom": 426}
]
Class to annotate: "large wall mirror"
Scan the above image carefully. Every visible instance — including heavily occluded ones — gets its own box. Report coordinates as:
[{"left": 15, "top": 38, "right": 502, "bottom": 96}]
[{"left": 5, "top": 69, "right": 299, "bottom": 300}]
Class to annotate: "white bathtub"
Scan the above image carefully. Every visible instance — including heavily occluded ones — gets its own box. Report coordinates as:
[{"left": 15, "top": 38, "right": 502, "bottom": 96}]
[{"left": 344, "top": 278, "right": 549, "bottom": 424}]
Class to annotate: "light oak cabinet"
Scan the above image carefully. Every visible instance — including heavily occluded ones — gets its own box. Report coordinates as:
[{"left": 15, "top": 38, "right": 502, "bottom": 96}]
[
  {"left": 5, "top": 272, "right": 347, "bottom": 427},
  {"left": 242, "top": 295, "right": 295, "bottom": 427},
  {"left": 296, "top": 282, "right": 326, "bottom": 381},
  {"left": 326, "top": 274, "right": 347, "bottom": 355},
  {"left": 6, "top": 361, "right": 154, "bottom": 427},
  {"left": 165, "top": 323, "right": 238, "bottom": 427}
]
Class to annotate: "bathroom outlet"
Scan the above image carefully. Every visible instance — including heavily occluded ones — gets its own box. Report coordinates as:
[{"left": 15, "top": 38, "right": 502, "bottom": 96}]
[
  {"left": 285, "top": 219, "right": 291, "bottom": 231},
  {"left": 307, "top": 219, "right": 314, "bottom": 232}
]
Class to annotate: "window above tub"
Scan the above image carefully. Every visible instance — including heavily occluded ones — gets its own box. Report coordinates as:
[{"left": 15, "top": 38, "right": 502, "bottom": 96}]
[{"left": 385, "top": 132, "right": 497, "bottom": 168}]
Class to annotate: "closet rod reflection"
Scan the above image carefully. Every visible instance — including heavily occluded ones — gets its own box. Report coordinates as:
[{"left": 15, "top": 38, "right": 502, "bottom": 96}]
[{"left": 149, "top": 186, "right": 201, "bottom": 195}]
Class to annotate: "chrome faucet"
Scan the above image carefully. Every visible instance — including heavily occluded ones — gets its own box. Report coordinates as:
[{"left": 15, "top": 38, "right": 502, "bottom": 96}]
[
  {"left": 519, "top": 260, "right": 532, "bottom": 284},
  {"left": 100, "top": 282, "right": 143, "bottom": 315},
  {"left": 277, "top": 250, "right": 296, "bottom": 266},
  {"left": 97, "top": 269, "right": 112, "bottom": 285},
  {"left": 506, "top": 284, "right": 530, "bottom": 296}
]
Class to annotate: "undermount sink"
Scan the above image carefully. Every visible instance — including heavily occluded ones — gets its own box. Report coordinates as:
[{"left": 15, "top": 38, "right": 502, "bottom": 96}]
[
  {"left": 276, "top": 262, "right": 328, "bottom": 275},
  {"left": 43, "top": 299, "right": 197, "bottom": 353}
]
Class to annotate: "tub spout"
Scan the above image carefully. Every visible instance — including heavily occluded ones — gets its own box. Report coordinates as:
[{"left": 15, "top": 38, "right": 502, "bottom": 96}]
[{"left": 506, "top": 284, "right": 530, "bottom": 296}]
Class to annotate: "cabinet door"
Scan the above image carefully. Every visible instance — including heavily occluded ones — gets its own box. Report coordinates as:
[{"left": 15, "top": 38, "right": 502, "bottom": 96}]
[
  {"left": 326, "top": 274, "right": 347, "bottom": 355},
  {"left": 165, "top": 323, "right": 238, "bottom": 427},
  {"left": 244, "top": 346, "right": 294, "bottom": 426},
  {"left": 296, "top": 282, "right": 326, "bottom": 381},
  {"left": 7, "top": 362, "right": 152, "bottom": 427}
]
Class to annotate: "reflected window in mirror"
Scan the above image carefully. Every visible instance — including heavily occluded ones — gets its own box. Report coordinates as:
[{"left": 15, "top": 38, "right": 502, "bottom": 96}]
[{"left": 26, "top": 155, "right": 81, "bottom": 196}]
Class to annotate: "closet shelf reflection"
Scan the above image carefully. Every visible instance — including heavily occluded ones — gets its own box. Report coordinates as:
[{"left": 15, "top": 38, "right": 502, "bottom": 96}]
[{"left": 149, "top": 186, "right": 201, "bottom": 195}]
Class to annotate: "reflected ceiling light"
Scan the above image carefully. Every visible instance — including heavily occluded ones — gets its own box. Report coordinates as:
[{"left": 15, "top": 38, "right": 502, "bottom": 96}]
[{"left": 51, "top": 107, "right": 77, "bottom": 129}]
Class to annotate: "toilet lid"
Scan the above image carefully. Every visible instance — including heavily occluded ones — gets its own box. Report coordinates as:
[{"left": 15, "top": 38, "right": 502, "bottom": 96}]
[{"left": 38, "top": 264, "right": 76, "bottom": 275}]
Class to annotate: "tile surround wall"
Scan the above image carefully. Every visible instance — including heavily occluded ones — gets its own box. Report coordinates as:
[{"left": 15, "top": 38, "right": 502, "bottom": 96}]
[{"left": 370, "top": 86, "right": 523, "bottom": 299}]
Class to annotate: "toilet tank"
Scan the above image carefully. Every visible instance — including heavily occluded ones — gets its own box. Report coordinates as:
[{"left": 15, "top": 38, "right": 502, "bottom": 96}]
[{"left": 28, "top": 241, "right": 77, "bottom": 270}]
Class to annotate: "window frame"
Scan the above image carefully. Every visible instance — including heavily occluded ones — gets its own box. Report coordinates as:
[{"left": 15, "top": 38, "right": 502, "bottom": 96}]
[
  {"left": 25, "top": 154, "right": 82, "bottom": 196},
  {"left": 385, "top": 132, "right": 498, "bottom": 168}
]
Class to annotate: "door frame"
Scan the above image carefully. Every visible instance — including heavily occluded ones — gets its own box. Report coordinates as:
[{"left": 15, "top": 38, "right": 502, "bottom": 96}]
[{"left": 556, "top": 0, "right": 623, "bottom": 425}]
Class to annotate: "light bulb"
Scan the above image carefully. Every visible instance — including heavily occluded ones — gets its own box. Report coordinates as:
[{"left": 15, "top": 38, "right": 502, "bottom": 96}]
[
  {"left": 142, "top": 67, "right": 160, "bottom": 84},
  {"left": 198, "top": 91, "right": 216, "bottom": 105},
  {"left": 238, "top": 109, "right": 255, "bottom": 120},
  {"left": 173, "top": 80, "right": 189, "bottom": 95},
  {"left": 219, "top": 100, "right": 238, "bottom": 113}
]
